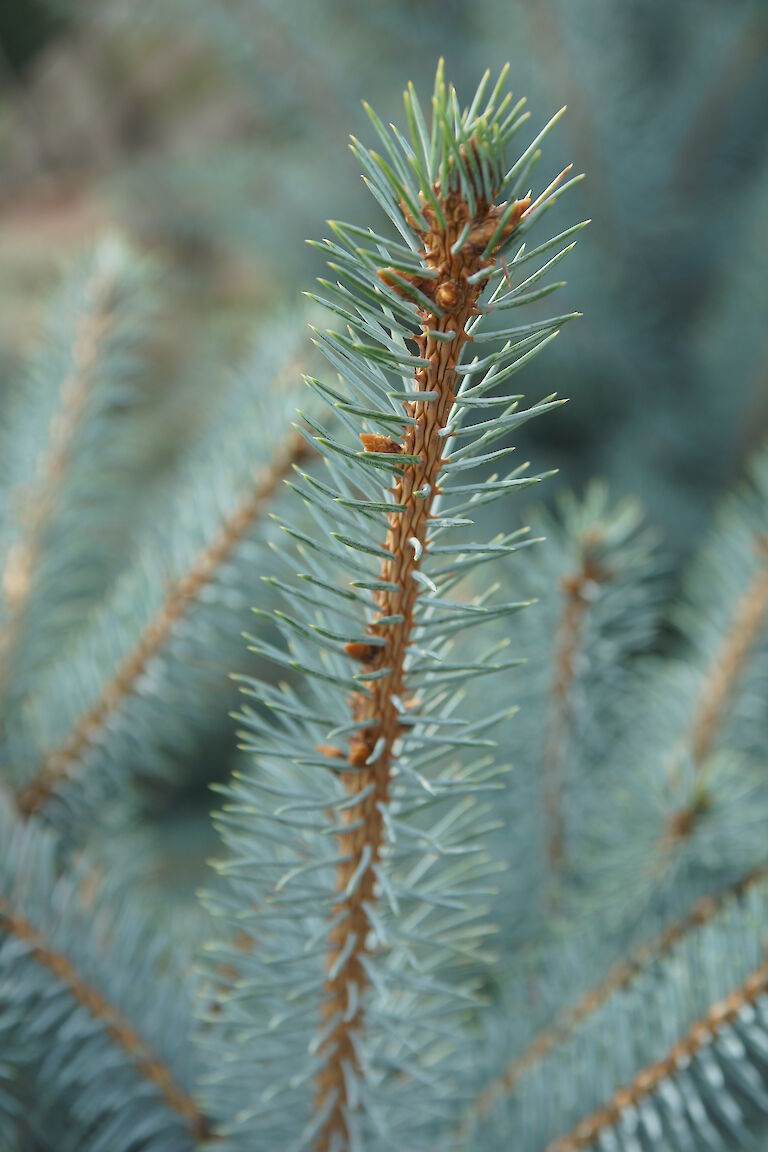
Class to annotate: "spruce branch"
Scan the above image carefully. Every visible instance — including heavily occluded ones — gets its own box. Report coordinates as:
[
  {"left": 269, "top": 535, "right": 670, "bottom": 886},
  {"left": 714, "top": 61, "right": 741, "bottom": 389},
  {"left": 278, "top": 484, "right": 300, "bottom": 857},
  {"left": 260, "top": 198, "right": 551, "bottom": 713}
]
[
  {"left": 313, "top": 115, "right": 538, "bottom": 1152},
  {"left": 546, "top": 957, "right": 768, "bottom": 1152},
  {"left": 661, "top": 453, "right": 768, "bottom": 851},
  {"left": 488, "top": 486, "right": 661, "bottom": 947},
  {"left": 202, "top": 63, "right": 582, "bottom": 1151},
  {"left": 0, "top": 796, "right": 206, "bottom": 1150},
  {"left": 689, "top": 542, "right": 768, "bottom": 767},
  {"left": 5, "top": 316, "right": 312, "bottom": 828},
  {"left": 460, "top": 453, "right": 768, "bottom": 1143},
  {"left": 543, "top": 523, "right": 615, "bottom": 901},
  {"left": 0, "top": 283, "right": 106, "bottom": 634},
  {"left": 16, "top": 425, "right": 310, "bottom": 817},
  {"left": 588, "top": 449, "right": 768, "bottom": 925},
  {"left": 458, "top": 864, "right": 768, "bottom": 1141},
  {"left": 458, "top": 868, "right": 768, "bottom": 1150},
  {"left": 0, "top": 236, "right": 153, "bottom": 718},
  {"left": 0, "top": 898, "right": 208, "bottom": 1140}
]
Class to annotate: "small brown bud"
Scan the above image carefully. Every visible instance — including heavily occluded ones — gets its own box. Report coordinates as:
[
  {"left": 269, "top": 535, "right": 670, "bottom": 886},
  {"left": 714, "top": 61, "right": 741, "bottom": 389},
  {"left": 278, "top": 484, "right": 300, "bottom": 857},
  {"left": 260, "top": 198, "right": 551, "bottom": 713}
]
[
  {"left": 435, "top": 280, "right": 461, "bottom": 311},
  {"left": 348, "top": 740, "right": 371, "bottom": 768},
  {"left": 360, "top": 433, "right": 400, "bottom": 454},
  {"left": 466, "top": 228, "right": 489, "bottom": 251},
  {"left": 344, "top": 641, "right": 379, "bottom": 663}
]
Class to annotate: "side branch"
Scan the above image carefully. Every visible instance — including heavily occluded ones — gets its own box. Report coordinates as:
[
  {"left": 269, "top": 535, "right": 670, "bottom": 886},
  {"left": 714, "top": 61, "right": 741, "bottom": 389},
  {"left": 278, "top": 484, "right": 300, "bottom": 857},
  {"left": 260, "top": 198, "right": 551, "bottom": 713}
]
[
  {"left": 458, "top": 866, "right": 768, "bottom": 1138},
  {"left": 0, "top": 263, "right": 118, "bottom": 705},
  {"left": 690, "top": 545, "right": 768, "bottom": 765},
  {"left": 544, "top": 539, "right": 610, "bottom": 896},
  {"left": 17, "top": 429, "right": 310, "bottom": 815},
  {"left": 0, "top": 896, "right": 209, "bottom": 1140},
  {"left": 546, "top": 956, "right": 768, "bottom": 1151}
]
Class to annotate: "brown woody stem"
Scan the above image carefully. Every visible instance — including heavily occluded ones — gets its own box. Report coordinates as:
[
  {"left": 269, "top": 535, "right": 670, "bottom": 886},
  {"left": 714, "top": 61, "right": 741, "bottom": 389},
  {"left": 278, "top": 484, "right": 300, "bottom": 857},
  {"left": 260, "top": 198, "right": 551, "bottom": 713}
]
[{"left": 313, "top": 184, "right": 529, "bottom": 1150}]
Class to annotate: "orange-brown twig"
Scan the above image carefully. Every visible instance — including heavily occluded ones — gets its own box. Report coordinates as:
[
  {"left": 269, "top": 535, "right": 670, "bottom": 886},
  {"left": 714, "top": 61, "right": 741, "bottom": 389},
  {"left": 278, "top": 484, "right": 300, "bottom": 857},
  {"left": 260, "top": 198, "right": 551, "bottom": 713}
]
[{"left": 313, "top": 179, "right": 530, "bottom": 1152}]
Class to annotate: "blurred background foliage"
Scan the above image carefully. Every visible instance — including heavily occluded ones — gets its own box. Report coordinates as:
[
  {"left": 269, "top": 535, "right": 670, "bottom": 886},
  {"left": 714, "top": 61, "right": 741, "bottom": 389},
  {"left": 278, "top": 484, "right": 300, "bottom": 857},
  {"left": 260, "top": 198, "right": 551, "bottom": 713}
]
[{"left": 1, "top": 0, "right": 766, "bottom": 559}]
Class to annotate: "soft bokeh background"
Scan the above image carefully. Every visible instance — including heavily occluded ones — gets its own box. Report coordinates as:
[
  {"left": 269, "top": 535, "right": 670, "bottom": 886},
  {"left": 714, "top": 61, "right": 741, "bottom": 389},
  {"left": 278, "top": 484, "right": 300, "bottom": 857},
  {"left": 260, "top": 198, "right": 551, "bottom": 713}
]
[{"left": 2, "top": 0, "right": 767, "bottom": 559}]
